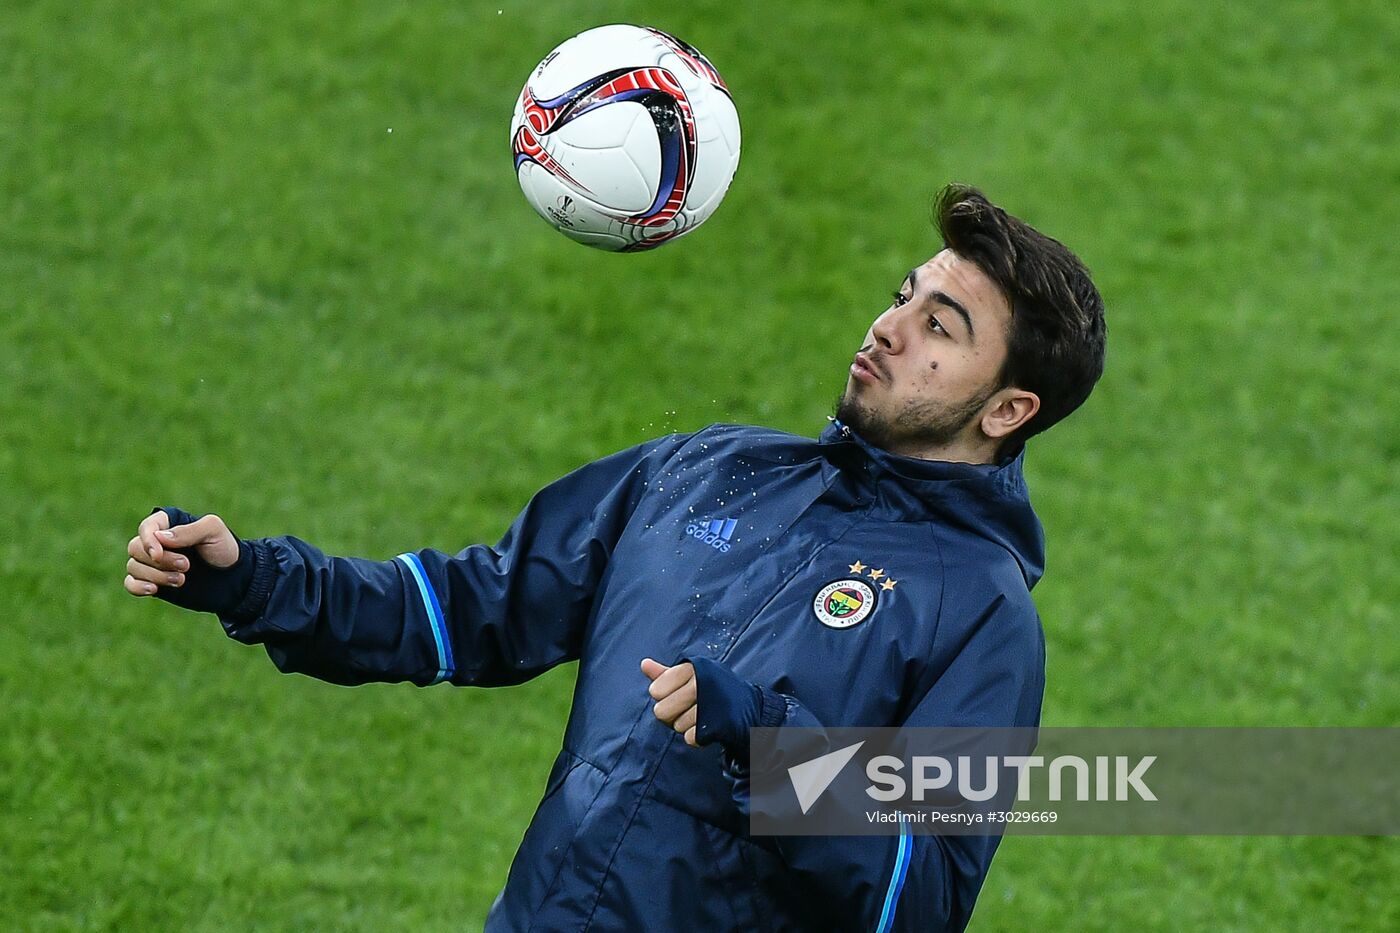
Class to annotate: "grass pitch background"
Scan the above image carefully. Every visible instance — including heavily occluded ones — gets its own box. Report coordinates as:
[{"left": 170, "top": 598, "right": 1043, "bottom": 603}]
[{"left": 3, "top": 0, "right": 1397, "bottom": 928}]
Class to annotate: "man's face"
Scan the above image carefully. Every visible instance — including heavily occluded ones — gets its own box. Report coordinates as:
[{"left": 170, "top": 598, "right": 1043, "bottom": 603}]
[{"left": 836, "top": 249, "right": 1016, "bottom": 460}]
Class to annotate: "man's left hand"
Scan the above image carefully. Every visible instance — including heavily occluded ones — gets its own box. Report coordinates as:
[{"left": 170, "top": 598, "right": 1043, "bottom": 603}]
[{"left": 641, "top": 658, "right": 699, "bottom": 747}]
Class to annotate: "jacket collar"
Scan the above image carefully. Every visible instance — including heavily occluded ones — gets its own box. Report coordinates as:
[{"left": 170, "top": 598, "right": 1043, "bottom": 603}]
[{"left": 817, "top": 418, "right": 1046, "bottom": 587}]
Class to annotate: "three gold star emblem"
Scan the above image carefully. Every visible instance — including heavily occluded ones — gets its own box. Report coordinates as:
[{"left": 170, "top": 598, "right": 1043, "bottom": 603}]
[{"left": 848, "top": 559, "right": 896, "bottom": 590}]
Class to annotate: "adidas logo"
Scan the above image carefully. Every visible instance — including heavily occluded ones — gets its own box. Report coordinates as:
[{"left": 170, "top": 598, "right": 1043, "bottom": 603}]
[{"left": 684, "top": 517, "right": 737, "bottom": 553}]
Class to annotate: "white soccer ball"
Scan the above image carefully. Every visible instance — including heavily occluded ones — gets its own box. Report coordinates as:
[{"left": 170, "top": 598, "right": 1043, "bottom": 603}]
[{"left": 510, "top": 24, "right": 741, "bottom": 252}]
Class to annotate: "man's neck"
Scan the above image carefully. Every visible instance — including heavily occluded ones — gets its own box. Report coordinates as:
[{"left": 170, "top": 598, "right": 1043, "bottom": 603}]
[{"left": 887, "top": 436, "right": 997, "bottom": 466}]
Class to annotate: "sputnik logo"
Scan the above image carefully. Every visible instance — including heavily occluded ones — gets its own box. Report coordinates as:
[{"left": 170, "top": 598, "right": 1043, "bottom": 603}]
[{"left": 787, "top": 741, "right": 865, "bottom": 814}]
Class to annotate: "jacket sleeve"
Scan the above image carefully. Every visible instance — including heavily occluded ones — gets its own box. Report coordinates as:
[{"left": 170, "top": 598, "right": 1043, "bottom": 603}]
[
  {"left": 219, "top": 433, "right": 691, "bottom": 687},
  {"left": 714, "top": 594, "right": 1046, "bottom": 933}
]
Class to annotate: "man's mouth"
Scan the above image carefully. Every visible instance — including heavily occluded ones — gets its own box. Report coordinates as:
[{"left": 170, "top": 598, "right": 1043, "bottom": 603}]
[{"left": 850, "top": 352, "right": 884, "bottom": 385}]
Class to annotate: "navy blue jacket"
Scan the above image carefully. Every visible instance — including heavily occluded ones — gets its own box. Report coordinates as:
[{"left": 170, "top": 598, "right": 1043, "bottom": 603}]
[{"left": 205, "top": 420, "right": 1046, "bottom": 931}]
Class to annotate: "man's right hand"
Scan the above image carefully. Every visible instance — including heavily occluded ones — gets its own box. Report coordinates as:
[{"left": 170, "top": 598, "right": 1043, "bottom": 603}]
[{"left": 124, "top": 509, "right": 239, "bottom": 597}]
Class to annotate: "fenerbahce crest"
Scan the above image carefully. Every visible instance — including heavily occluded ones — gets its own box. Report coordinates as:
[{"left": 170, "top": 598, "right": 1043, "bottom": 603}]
[{"left": 812, "top": 560, "right": 897, "bottom": 629}]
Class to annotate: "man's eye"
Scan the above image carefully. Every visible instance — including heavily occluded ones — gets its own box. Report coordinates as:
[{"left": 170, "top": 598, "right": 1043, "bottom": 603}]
[
  {"left": 890, "top": 290, "right": 909, "bottom": 307},
  {"left": 928, "top": 315, "right": 945, "bottom": 334}
]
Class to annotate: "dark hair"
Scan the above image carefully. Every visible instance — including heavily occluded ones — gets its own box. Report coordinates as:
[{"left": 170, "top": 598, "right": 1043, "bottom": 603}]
[{"left": 934, "top": 184, "right": 1106, "bottom": 456}]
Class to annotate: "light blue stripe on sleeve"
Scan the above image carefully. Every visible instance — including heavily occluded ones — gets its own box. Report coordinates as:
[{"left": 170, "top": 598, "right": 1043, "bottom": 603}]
[
  {"left": 875, "top": 821, "right": 913, "bottom": 933},
  {"left": 396, "top": 553, "right": 453, "bottom": 683}
]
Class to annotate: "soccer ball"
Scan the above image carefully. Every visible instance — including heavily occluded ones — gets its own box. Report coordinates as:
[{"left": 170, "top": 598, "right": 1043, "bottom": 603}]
[{"left": 510, "top": 24, "right": 741, "bottom": 252}]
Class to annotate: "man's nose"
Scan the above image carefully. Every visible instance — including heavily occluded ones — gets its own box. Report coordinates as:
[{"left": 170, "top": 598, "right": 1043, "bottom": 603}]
[{"left": 871, "top": 309, "right": 904, "bottom": 353}]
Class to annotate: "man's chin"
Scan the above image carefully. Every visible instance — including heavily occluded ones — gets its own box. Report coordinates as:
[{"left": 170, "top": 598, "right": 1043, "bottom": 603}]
[{"left": 834, "top": 394, "right": 875, "bottom": 435}]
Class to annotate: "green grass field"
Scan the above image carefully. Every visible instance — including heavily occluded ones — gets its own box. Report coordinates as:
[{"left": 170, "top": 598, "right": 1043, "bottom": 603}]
[{"left": 3, "top": 0, "right": 1398, "bottom": 928}]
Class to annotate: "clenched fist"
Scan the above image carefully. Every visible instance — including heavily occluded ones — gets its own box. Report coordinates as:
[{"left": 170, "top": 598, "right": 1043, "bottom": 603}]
[
  {"left": 124, "top": 508, "right": 239, "bottom": 597},
  {"left": 642, "top": 658, "right": 699, "bottom": 747}
]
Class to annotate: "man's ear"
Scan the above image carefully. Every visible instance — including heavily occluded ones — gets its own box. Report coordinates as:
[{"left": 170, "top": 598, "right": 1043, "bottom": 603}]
[{"left": 980, "top": 387, "right": 1039, "bottom": 441}]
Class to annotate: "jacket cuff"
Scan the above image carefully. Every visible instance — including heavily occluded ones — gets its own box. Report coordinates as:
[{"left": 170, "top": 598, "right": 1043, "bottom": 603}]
[
  {"left": 756, "top": 684, "right": 788, "bottom": 728},
  {"left": 225, "top": 538, "right": 276, "bottom": 623},
  {"left": 688, "top": 657, "right": 789, "bottom": 764},
  {"left": 149, "top": 507, "right": 270, "bottom": 618}
]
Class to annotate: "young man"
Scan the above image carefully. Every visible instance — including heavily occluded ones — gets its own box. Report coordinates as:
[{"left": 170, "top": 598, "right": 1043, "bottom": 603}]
[{"left": 123, "top": 185, "right": 1105, "bottom": 931}]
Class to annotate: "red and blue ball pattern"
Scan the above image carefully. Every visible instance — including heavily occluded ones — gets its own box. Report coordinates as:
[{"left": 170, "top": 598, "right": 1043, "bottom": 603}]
[{"left": 512, "top": 66, "right": 697, "bottom": 238}]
